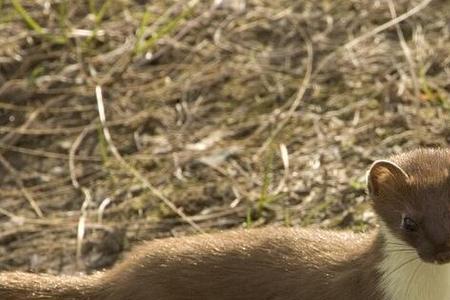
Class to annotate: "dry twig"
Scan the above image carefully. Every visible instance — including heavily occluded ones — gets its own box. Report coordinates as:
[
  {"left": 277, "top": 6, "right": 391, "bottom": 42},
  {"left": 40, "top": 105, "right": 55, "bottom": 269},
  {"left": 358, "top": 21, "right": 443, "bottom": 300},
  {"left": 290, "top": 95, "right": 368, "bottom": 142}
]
[{"left": 94, "top": 85, "right": 204, "bottom": 233}]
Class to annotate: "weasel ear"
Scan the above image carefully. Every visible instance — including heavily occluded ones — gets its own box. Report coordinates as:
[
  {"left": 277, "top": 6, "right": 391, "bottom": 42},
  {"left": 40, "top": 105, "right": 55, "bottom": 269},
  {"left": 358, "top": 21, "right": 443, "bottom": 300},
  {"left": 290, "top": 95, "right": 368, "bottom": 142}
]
[{"left": 367, "top": 160, "right": 409, "bottom": 197}]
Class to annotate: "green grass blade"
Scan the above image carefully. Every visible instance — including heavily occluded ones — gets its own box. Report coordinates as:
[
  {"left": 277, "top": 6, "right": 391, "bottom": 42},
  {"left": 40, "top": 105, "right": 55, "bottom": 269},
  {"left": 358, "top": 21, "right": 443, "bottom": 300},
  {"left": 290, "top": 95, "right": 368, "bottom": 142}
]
[
  {"left": 137, "top": 5, "right": 193, "bottom": 55},
  {"left": 11, "top": 0, "right": 45, "bottom": 34}
]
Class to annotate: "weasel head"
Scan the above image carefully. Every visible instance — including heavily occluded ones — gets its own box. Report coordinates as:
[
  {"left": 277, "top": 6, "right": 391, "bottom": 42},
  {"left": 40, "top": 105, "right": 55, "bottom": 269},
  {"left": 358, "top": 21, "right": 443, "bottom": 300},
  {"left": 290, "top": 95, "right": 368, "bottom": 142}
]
[{"left": 368, "top": 148, "right": 450, "bottom": 265}]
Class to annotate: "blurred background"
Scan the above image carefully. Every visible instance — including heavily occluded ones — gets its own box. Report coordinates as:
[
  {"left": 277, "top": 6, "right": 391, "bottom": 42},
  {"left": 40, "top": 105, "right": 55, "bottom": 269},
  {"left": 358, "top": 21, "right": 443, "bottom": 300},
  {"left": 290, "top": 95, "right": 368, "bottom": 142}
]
[{"left": 0, "top": 0, "right": 448, "bottom": 274}]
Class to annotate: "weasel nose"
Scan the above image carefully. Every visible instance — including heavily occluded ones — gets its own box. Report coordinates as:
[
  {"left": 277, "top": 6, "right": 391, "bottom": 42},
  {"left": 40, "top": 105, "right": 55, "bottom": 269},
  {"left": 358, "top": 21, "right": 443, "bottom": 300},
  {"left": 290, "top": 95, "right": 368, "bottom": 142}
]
[{"left": 435, "top": 251, "right": 450, "bottom": 264}]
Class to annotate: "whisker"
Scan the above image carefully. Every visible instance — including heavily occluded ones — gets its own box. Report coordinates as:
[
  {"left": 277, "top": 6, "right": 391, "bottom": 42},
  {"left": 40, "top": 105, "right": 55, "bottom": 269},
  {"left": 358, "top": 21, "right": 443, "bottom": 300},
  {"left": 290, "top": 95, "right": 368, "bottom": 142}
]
[
  {"left": 384, "top": 257, "right": 419, "bottom": 279},
  {"left": 384, "top": 246, "right": 416, "bottom": 252},
  {"left": 406, "top": 261, "right": 422, "bottom": 299},
  {"left": 385, "top": 242, "right": 409, "bottom": 247},
  {"left": 384, "top": 249, "right": 416, "bottom": 254}
]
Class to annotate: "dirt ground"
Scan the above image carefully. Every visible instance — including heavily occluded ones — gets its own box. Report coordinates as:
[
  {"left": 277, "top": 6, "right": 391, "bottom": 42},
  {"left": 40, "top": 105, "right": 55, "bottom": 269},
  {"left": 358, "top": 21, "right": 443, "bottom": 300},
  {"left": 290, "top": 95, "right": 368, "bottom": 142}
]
[{"left": 0, "top": 0, "right": 449, "bottom": 275}]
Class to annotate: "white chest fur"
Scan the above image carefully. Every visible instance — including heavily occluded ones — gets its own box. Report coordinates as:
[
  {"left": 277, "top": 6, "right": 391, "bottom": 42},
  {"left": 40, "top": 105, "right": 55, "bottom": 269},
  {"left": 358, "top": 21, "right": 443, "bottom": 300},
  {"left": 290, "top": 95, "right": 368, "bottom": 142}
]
[{"left": 378, "top": 226, "right": 450, "bottom": 300}]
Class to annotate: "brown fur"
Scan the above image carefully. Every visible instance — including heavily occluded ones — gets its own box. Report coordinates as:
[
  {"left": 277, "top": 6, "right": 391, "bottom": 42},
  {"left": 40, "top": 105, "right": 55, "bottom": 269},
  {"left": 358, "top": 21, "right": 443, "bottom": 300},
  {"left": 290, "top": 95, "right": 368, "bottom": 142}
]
[
  {"left": 0, "top": 228, "right": 384, "bottom": 300},
  {"left": 369, "top": 148, "right": 450, "bottom": 263},
  {"left": 0, "top": 148, "right": 449, "bottom": 300}
]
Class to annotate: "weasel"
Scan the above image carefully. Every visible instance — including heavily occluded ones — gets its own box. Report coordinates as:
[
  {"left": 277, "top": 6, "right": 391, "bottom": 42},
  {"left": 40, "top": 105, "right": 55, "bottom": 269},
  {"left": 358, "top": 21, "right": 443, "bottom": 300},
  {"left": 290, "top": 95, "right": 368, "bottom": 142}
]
[{"left": 0, "top": 148, "right": 449, "bottom": 300}]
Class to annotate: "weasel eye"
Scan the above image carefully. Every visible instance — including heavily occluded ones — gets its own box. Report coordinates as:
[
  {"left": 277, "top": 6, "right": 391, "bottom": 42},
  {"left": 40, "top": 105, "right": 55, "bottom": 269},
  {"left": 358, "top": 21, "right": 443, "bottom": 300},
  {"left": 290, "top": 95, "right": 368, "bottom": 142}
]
[{"left": 401, "top": 216, "right": 418, "bottom": 232}]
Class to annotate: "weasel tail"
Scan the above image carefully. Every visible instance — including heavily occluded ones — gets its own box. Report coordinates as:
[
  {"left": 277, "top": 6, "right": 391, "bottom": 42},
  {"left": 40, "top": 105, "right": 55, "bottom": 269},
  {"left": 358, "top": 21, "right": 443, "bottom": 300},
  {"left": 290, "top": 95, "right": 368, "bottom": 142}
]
[{"left": 0, "top": 272, "right": 103, "bottom": 300}]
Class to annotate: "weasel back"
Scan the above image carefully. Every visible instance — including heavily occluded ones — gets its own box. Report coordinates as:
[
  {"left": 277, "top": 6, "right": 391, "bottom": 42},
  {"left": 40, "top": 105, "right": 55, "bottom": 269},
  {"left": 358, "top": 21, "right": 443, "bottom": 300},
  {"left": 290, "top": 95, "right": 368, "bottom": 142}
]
[{"left": 0, "top": 227, "right": 383, "bottom": 300}]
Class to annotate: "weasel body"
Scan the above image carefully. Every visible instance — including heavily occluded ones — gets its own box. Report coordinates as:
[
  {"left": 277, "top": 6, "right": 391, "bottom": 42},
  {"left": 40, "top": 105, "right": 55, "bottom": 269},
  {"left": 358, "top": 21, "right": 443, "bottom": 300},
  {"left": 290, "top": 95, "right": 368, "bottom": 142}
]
[
  {"left": 1, "top": 148, "right": 449, "bottom": 300},
  {"left": 0, "top": 228, "right": 383, "bottom": 300}
]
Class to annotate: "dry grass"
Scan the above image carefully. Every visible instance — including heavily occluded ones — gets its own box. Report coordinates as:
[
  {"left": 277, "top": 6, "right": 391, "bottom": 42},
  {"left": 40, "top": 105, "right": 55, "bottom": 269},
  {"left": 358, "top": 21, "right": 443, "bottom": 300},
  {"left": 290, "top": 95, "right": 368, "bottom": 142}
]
[{"left": 0, "top": 0, "right": 449, "bottom": 274}]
